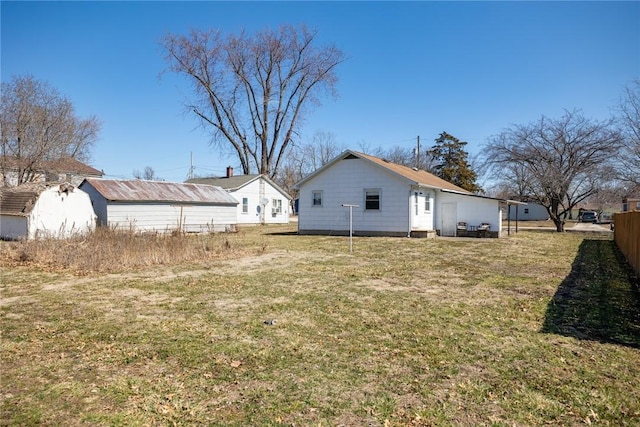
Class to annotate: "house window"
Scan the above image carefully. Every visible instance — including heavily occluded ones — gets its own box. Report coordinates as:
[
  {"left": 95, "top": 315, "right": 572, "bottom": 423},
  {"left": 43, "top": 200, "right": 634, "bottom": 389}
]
[
  {"left": 424, "top": 192, "right": 431, "bottom": 212},
  {"left": 272, "top": 199, "right": 282, "bottom": 217},
  {"left": 312, "top": 191, "right": 323, "bottom": 207},
  {"left": 524, "top": 208, "right": 529, "bottom": 214},
  {"left": 365, "top": 189, "right": 380, "bottom": 210},
  {"left": 242, "top": 197, "right": 248, "bottom": 214}
]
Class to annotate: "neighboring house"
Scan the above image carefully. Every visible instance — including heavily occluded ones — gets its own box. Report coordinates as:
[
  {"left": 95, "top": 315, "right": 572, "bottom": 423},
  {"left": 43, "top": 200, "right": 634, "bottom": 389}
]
[
  {"left": 1, "top": 156, "right": 104, "bottom": 187},
  {"left": 506, "top": 202, "right": 548, "bottom": 221},
  {"left": 293, "top": 150, "right": 506, "bottom": 238},
  {"left": 0, "top": 182, "right": 96, "bottom": 240},
  {"left": 79, "top": 178, "right": 238, "bottom": 233},
  {"left": 187, "top": 167, "right": 291, "bottom": 225},
  {"left": 623, "top": 196, "right": 640, "bottom": 212}
]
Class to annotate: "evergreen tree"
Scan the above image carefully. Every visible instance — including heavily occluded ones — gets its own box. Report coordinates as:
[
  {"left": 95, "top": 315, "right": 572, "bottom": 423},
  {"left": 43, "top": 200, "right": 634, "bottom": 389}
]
[{"left": 428, "top": 132, "right": 481, "bottom": 193}]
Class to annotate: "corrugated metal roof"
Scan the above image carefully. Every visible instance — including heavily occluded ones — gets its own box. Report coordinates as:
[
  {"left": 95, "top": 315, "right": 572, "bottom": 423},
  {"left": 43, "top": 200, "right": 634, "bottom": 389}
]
[
  {"left": 82, "top": 178, "right": 239, "bottom": 205},
  {"left": 0, "top": 182, "right": 76, "bottom": 216}
]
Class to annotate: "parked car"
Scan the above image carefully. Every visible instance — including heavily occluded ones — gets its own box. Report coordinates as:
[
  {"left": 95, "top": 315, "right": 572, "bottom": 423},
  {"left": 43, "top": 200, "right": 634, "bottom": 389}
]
[
  {"left": 598, "top": 212, "right": 613, "bottom": 224},
  {"left": 580, "top": 211, "right": 598, "bottom": 223}
]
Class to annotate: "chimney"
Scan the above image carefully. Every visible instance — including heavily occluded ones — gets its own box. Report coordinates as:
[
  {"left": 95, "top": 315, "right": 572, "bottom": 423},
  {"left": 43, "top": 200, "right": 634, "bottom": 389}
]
[{"left": 226, "top": 166, "right": 233, "bottom": 178}]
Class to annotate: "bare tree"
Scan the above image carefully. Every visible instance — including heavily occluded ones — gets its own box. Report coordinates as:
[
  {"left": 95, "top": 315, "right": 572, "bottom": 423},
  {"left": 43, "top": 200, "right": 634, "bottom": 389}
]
[
  {"left": 483, "top": 110, "right": 623, "bottom": 232},
  {"left": 616, "top": 78, "right": 640, "bottom": 193},
  {"left": 0, "top": 75, "right": 101, "bottom": 185},
  {"left": 276, "top": 130, "right": 343, "bottom": 199},
  {"left": 133, "top": 166, "right": 162, "bottom": 181},
  {"left": 162, "top": 25, "right": 345, "bottom": 179}
]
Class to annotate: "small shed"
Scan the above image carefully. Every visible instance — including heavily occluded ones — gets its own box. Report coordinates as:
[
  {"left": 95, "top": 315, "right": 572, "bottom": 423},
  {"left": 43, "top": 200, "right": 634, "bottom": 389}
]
[
  {"left": 79, "top": 178, "right": 238, "bottom": 233},
  {"left": 187, "top": 167, "right": 291, "bottom": 225},
  {"left": 0, "top": 182, "right": 96, "bottom": 240}
]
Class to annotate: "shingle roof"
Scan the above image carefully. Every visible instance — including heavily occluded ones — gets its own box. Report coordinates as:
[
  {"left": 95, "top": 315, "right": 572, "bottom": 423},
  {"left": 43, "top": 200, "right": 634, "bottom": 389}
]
[
  {"left": 2, "top": 157, "right": 103, "bottom": 176},
  {"left": 81, "top": 178, "right": 238, "bottom": 205},
  {"left": 0, "top": 182, "right": 75, "bottom": 216},
  {"left": 294, "top": 150, "right": 472, "bottom": 194},
  {"left": 187, "top": 175, "right": 260, "bottom": 190},
  {"left": 353, "top": 151, "right": 471, "bottom": 193},
  {"left": 186, "top": 174, "right": 292, "bottom": 199}
]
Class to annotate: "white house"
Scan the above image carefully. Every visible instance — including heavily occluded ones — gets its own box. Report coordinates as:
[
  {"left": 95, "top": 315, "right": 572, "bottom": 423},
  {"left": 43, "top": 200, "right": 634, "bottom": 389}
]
[
  {"left": 293, "top": 150, "right": 506, "bottom": 238},
  {"left": 0, "top": 182, "right": 96, "bottom": 240},
  {"left": 506, "top": 202, "right": 548, "bottom": 221},
  {"left": 187, "top": 167, "right": 291, "bottom": 225},
  {"left": 79, "top": 178, "right": 238, "bottom": 233}
]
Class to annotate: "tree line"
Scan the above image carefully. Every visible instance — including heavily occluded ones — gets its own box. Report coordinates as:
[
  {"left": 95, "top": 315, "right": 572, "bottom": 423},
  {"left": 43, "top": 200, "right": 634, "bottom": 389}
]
[{"left": 2, "top": 24, "right": 637, "bottom": 233}]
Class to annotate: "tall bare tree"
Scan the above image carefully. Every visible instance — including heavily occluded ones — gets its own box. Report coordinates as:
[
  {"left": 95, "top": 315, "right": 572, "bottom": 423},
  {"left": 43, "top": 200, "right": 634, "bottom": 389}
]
[
  {"left": 483, "top": 110, "right": 623, "bottom": 232},
  {"left": 276, "top": 130, "right": 343, "bottom": 200},
  {"left": 616, "top": 78, "right": 640, "bottom": 193},
  {"left": 1, "top": 75, "right": 100, "bottom": 186},
  {"left": 162, "top": 25, "right": 345, "bottom": 179}
]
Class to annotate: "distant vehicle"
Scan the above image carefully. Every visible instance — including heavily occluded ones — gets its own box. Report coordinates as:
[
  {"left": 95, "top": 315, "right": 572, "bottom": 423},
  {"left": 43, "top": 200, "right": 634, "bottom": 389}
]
[
  {"left": 580, "top": 211, "right": 598, "bottom": 223},
  {"left": 598, "top": 212, "right": 613, "bottom": 224}
]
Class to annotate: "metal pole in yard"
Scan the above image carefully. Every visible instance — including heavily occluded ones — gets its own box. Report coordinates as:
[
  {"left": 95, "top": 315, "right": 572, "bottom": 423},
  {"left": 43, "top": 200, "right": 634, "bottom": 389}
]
[{"left": 342, "top": 204, "right": 359, "bottom": 253}]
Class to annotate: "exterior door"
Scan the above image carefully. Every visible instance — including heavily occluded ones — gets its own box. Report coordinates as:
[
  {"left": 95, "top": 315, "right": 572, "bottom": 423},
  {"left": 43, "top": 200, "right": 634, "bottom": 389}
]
[{"left": 441, "top": 202, "right": 457, "bottom": 236}]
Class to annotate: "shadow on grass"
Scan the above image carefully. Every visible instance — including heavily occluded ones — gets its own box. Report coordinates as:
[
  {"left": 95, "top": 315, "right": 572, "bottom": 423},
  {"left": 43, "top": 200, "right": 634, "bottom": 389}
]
[{"left": 541, "top": 239, "right": 640, "bottom": 348}]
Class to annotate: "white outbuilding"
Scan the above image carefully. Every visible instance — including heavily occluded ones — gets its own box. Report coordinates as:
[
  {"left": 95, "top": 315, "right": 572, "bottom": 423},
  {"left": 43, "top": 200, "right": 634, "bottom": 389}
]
[
  {"left": 0, "top": 182, "right": 96, "bottom": 240},
  {"left": 79, "top": 178, "right": 238, "bottom": 233}
]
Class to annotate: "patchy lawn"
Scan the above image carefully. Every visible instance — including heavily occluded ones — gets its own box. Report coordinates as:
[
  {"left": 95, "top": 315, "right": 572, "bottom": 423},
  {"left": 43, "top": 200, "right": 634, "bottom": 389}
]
[{"left": 1, "top": 225, "right": 638, "bottom": 426}]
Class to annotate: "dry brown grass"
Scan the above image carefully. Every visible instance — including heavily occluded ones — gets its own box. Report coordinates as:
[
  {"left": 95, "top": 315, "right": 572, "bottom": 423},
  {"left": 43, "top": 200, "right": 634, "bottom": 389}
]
[
  {"left": 1, "top": 224, "right": 638, "bottom": 426},
  {"left": 0, "top": 228, "right": 263, "bottom": 275}
]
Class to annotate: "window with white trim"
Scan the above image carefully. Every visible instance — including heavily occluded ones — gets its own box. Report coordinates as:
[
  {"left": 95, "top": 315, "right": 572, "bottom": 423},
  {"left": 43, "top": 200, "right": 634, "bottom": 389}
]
[
  {"left": 424, "top": 192, "right": 431, "bottom": 212},
  {"left": 242, "top": 197, "right": 249, "bottom": 214},
  {"left": 365, "top": 189, "right": 380, "bottom": 210},
  {"left": 272, "top": 198, "right": 282, "bottom": 217},
  {"left": 312, "top": 191, "right": 323, "bottom": 207}
]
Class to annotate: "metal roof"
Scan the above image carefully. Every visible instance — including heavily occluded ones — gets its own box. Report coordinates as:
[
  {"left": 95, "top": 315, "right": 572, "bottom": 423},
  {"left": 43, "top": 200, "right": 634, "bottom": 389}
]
[{"left": 81, "top": 178, "right": 239, "bottom": 205}]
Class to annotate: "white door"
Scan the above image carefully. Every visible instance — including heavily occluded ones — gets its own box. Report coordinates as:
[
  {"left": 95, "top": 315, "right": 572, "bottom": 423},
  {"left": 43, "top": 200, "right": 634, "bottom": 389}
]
[{"left": 441, "top": 203, "right": 457, "bottom": 236}]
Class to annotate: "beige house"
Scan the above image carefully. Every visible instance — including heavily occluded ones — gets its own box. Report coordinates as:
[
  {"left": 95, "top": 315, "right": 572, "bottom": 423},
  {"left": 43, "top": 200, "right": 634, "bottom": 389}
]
[{"left": 1, "top": 156, "right": 103, "bottom": 187}]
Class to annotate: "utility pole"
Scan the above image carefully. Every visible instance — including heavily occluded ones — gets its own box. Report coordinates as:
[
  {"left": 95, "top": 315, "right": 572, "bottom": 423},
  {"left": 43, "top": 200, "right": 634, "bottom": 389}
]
[
  {"left": 415, "top": 136, "right": 421, "bottom": 169},
  {"left": 189, "top": 152, "right": 194, "bottom": 180}
]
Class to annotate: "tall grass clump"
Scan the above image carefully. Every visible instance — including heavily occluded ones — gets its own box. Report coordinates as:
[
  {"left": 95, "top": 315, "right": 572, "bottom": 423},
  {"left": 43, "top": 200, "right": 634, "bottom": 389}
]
[{"left": 0, "top": 227, "right": 249, "bottom": 274}]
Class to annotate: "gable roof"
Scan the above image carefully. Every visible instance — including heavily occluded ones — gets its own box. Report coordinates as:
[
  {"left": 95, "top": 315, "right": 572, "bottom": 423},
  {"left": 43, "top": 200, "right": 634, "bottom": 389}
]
[
  {"left": 293, "top": 150, "right": 472, "bottom": 194},
  {"left": 187, "top": 174, "right": 292, "bottom": 200},
  {"left": 0, "top": 182, "right": 76, "bottom": 216},
  {"left": 81, "top": 178, "right": 238, "bottom": 205},
  {"left": 2, "top": 157, "right": 103, "bottom": 177}
]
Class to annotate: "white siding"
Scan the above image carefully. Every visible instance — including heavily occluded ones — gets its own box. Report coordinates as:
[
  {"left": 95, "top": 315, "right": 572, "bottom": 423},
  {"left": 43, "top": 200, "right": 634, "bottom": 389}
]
[
  {"left": 28, "top": 187, "right": 96, "bottom": 239},
  {"left": 0, "top": 216, "right": 27, "bottom": 240},
  {"left": 231, "top": 178, "right": 290, "bottom": 224},
  {"left": 436, "top": 191, "right": 502, "bottom": 235},
  {"left": 105, "top": 203, "right": 236, "bottom": 233},
  {"left": 1, "top": 187, "right": 96, "bottom": 240},
  {"left": 80, "top": 183, "right": 108, "bottom": 226},
  {"left": 507, "top": 203, "right": 548, "bottom": 221},
  {"left": 298, "top": 157, "right": 410, "bottom": 234}
]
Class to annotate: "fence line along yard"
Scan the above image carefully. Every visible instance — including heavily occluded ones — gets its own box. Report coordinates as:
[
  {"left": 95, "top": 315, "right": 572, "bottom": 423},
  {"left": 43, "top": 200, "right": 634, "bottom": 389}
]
[{"left": 614, "top": 211, "right": 640, "bottom": 275}]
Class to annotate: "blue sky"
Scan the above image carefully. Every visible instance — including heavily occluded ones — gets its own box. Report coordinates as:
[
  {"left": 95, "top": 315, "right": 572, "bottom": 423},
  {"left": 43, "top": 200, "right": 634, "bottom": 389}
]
[{"left": 2, "top": 1, "right": 639, "bottom": 182}]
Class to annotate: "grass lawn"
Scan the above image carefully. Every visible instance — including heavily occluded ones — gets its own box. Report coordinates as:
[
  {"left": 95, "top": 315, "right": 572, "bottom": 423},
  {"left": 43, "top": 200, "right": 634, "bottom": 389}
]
[{"left": 1, "top": 225, "right": 639, "bottom": 426}]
